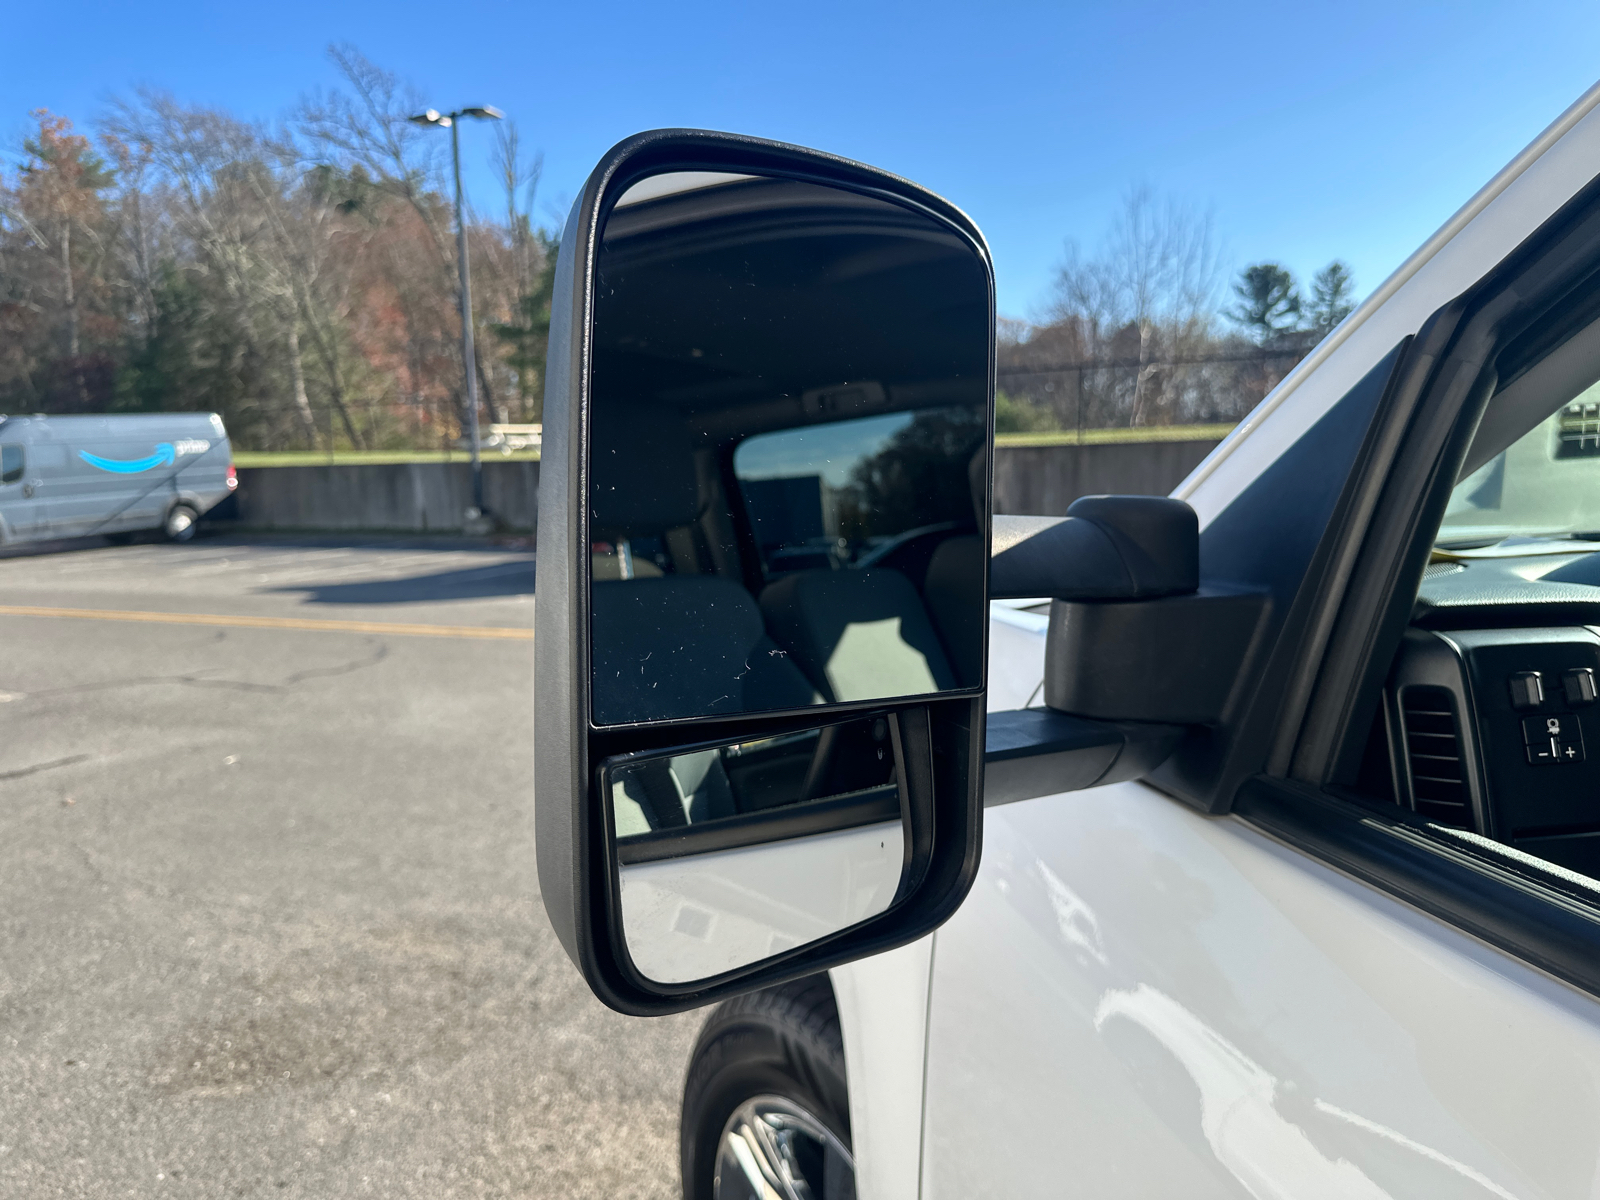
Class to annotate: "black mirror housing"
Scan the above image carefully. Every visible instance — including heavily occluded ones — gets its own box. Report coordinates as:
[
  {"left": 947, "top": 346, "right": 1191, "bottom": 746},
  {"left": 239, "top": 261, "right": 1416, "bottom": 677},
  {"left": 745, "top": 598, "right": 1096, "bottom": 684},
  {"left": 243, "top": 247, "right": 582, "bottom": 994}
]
[
  {"left": 990, "top": 495, "right": 1198, "bottom": 601},
  {"left": 534, "top": 129, "right": 995, "bottom": 1016}
]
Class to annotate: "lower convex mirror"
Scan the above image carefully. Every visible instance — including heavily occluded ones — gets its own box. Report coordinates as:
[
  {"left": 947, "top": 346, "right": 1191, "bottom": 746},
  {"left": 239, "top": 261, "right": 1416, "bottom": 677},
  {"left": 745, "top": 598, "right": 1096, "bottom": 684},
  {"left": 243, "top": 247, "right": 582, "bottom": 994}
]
[{"left": 606, "top": 715, "right": 907, "bottom": 984}]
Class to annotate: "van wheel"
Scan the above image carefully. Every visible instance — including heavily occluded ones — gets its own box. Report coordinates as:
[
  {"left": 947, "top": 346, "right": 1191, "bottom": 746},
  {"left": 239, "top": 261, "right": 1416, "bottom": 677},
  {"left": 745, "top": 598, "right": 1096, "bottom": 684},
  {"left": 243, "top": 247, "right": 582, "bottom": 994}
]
[
  {"left": 680, "top": 976, "right": 855, "bottom": 1200},
  {"left": 163, "top": 504, "right": 199, "bottom": 543}
]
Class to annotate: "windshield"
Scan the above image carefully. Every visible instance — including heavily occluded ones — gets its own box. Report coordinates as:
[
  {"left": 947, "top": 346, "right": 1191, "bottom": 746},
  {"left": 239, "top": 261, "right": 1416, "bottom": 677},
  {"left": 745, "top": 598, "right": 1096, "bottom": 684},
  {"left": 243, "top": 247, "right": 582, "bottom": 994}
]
[{"left": 1440, "top": 377, "right": 1600, "bottom": 548}]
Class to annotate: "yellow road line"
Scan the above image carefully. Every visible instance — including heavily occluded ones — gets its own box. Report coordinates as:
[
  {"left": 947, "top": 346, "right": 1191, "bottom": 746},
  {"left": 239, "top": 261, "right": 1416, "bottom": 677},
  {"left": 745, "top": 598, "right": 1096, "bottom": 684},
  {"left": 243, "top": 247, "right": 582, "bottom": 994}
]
[{"left": 0, "top": 605, "right": 533, "bottom": 641}]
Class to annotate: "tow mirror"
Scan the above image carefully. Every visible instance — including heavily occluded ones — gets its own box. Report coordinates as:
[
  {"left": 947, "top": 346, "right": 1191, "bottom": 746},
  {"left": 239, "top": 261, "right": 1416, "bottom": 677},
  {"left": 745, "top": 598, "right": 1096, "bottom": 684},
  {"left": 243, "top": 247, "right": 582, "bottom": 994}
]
[{"left": 536, "top": 131, "right": 994, "bottom": 1014}]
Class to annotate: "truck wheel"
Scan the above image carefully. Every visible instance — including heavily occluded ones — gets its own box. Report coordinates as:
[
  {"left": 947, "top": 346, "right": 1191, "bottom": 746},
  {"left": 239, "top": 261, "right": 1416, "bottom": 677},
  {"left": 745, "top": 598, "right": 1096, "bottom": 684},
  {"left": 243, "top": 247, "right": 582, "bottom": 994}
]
[
  {"left": 163, "top": 504, "right": 199, "bottom": 543},
  {"left": 680, "top": 976, "right": 855, "bottom": 1200}
]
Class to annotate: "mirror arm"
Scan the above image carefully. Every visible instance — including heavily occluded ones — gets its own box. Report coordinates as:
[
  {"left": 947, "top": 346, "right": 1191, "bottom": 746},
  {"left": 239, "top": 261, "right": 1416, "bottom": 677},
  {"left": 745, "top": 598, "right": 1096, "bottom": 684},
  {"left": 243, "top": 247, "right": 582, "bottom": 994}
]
[{"left": 984, "top": 708, "right": 1183, "bottom": 807}]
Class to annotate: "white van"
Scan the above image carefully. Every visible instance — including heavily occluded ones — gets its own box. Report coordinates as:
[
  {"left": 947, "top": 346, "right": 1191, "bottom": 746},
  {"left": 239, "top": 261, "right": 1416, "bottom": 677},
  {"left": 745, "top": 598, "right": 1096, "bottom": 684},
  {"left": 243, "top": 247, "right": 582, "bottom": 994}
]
[{"left": 0, "top": 412, "right": 236, "bottom": 545}]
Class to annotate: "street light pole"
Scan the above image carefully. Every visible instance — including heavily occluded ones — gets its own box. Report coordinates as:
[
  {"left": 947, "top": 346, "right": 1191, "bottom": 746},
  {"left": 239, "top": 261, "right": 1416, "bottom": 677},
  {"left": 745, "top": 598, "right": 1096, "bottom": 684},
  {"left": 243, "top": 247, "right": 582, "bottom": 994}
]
[
  {"left": 409, "top": 104, "right": 503, "bottom": 525},
  {"left": 448, "top": 117, "right": 484, "bottom": 517}
]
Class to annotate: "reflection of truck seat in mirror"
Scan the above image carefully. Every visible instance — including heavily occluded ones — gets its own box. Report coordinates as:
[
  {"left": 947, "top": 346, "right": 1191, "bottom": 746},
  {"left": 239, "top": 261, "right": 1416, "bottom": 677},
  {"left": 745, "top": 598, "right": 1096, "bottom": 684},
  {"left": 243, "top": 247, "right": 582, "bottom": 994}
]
[
  {"left": 759, "top": 568, "right": 957, "bottom": 703},
  {"left": 589, "top": 404, "right": 820, "bottom": 725},
  {"left": 612, "top": 751, "right": 738, "bottom": 836},
  {"left": 918, "top": 448, "right": 989, "bottom": 688}
]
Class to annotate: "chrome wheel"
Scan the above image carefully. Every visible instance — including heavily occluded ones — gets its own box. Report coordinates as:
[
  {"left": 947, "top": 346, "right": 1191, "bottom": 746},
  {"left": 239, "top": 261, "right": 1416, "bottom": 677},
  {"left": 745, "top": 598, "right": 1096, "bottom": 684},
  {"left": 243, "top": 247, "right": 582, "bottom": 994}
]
[
  {"left": 713, "top": 1095, "right": 855, "bottom": 1200},
  {"left": 164, "top": 505, "right": 197, "bottom": 542}
]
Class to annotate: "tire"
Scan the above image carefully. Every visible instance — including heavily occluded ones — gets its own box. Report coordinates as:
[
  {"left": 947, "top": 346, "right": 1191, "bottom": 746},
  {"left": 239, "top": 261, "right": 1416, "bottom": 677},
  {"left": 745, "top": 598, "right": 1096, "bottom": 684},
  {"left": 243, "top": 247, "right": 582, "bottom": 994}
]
[
  {"left": 162, "top": 503, "right": 199, "bottom": 543},
  {"left": 681, "top": 976, "right": 856, "bottom": 1200}
]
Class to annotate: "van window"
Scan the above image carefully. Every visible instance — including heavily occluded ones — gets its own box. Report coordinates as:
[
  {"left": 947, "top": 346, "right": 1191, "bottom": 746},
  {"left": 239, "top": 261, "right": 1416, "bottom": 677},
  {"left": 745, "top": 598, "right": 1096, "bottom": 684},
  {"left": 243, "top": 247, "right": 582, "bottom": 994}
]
[{"left": 1, "top": 444, "right": 22, "bottom": 485}]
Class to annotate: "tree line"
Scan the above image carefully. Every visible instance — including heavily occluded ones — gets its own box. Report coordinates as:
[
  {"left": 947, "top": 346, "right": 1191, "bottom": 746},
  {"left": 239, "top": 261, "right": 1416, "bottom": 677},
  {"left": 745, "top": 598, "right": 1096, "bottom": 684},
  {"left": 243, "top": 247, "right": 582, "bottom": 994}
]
[
  {"left": 2, "top": 53, "right": 1360, "bottom": 449},
  {"left": 997, "top": 187, "right": 1358, "bottom": 433},
  {"left": 0, "top": 46, "right": 556, "bottom": 452}
]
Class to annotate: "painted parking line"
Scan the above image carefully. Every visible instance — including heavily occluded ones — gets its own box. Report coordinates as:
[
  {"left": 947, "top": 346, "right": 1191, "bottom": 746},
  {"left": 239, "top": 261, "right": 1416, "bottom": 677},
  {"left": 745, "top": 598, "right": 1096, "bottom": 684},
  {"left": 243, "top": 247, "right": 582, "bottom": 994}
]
[{"left": 0, "top": 605, "right": 533, "bottom": 641}]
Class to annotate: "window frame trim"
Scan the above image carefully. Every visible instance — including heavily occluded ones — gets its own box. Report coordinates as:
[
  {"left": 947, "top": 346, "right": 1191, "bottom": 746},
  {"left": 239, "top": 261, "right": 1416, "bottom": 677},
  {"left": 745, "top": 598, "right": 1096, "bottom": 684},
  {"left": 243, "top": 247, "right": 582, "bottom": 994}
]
[
  {"left": 1, "top": 443, "right": 24, "bottom": 486},
  {"left": 1251, "top": 170, "right": 1600, "bottom": 999}
]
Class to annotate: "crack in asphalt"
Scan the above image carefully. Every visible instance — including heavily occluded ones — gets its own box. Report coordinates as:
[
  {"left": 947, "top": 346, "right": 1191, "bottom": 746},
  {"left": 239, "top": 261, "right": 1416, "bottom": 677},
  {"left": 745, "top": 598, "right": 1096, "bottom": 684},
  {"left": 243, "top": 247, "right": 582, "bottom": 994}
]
[
  {"left": 8, "top": 641, "right": 391, "bottom": 699},
  {"left": 0, "top": 754, "right": 92, "bottom": 782}
]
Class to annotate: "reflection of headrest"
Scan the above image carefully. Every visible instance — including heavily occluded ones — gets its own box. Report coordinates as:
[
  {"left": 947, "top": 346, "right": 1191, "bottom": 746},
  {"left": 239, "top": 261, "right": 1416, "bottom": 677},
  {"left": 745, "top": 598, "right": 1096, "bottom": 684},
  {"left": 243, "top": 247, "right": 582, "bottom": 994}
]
[
  {"left": 590, "top": 404, "right": 699, "bottom": 534},
  {"left": 759, "top": 568, "right": 957, "bottom": 702}
]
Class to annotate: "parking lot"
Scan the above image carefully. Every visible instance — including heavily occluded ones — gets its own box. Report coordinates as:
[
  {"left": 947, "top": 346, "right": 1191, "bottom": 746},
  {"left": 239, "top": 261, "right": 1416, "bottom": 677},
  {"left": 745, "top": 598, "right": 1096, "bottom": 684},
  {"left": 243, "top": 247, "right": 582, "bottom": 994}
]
[{"left": 0, "top": 535, "right": 699, "bottom": 1198}]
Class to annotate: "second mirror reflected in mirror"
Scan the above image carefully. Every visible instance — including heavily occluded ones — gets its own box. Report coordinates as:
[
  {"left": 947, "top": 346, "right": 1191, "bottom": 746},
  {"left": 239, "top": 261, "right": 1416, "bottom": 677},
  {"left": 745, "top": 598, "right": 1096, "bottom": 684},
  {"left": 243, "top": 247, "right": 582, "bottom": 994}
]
[
  {"left": 608, "top": 713, "right": 909, "bottom": 984},
  {"left": 589, "top": 170, "right": 991, "bottom": 726}
]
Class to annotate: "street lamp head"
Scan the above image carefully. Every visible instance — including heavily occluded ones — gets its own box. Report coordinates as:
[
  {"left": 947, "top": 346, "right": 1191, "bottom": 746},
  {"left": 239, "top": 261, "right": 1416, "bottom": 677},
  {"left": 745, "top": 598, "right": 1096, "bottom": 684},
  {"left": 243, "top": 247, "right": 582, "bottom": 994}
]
[
  {"left": 408, "top": 109, "right": 445, "bottom": 126},
  {"left": 460, "top": 106, "right": 504, "bottom": 121}
]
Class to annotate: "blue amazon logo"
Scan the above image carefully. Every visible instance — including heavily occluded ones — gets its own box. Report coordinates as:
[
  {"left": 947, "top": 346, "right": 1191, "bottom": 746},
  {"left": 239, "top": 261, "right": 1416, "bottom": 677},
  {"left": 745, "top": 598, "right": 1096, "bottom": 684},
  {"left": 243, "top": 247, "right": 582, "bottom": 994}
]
[{"left": 79, "top": 443, "right": 176, "bottom": 474}]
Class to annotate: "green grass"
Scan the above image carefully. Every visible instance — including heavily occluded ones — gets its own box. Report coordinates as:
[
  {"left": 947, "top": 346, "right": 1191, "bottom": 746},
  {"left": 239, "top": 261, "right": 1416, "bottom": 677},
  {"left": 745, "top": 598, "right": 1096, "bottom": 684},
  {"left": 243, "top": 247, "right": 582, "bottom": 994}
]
[
  {"left": 232, "top": 426, "right": 1233, "bottom": 464},
  {"left": 233, "top": 450, "right": 542, "bottom": 467},
  {"left": 996, "top": 422, "right": 1237, "bottom": 448}
]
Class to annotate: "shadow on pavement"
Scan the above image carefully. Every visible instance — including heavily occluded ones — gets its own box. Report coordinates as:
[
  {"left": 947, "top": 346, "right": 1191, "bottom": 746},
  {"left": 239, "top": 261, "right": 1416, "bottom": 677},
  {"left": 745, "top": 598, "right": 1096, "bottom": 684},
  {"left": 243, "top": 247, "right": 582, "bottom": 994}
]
[
  {"left": 270, "top": 560, "right": 536, "bottom": 605},
  {"left": 0, "top": 535, "right": 124, "bottom": 561}
]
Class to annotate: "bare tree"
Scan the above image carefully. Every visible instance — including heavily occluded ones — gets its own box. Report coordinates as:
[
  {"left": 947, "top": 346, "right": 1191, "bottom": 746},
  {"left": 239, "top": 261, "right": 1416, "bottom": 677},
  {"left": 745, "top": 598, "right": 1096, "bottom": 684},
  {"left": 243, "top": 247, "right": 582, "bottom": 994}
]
[
  {"left": 1046, "top": 186, "right": 1222, "bottom": 425},
  {"left": 2, "top": 47, "right": 545, "bottom": 449},
  {"left": 493, "top": 121, "right": 542, "bottom": 299},
  {"left": 299, "top": 46, "right": 453, "bottom": 267}
]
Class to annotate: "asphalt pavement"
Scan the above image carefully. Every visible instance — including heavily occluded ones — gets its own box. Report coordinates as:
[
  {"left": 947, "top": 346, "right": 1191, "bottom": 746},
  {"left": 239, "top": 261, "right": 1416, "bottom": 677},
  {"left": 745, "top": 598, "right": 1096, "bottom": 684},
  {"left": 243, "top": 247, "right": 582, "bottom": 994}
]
[{"left": 0, "top": 534, "right": 701, "bottom": 1198}]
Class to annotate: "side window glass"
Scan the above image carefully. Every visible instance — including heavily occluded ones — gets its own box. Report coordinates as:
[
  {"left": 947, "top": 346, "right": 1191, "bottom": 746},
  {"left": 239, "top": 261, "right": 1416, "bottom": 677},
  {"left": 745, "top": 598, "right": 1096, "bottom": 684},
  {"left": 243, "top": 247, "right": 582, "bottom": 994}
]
[
  {"left": 1382, "top": 306, "right": 1600, "bottom": 883},
  {"left": 1, "top": 444, "right": 22, "bottom": 485},
  {"left": 1441, "top": 382, "right": 1600, "bottom": 543}
]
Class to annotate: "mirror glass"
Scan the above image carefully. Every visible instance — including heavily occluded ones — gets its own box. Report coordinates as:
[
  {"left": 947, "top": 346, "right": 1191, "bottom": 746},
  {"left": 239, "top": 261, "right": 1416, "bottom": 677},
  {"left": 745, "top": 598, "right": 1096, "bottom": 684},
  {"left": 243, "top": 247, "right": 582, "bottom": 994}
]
[
  {"left": 588, "top": 171, "right": 990, "bottom": 726},
  {"left": 607, "top": 714, "right": 906, "bottom": 983}
]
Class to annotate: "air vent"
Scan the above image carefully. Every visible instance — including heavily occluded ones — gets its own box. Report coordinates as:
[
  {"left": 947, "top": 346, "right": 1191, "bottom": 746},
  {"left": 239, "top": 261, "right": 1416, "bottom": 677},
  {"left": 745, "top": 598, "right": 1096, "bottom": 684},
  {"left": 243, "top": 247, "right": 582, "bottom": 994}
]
[
  {"left": 1401, "top": 686, "right": 1472, "bottom": 828},
  {"left": 1422, "top": 560, "right": 1465, "bottom": 580}
]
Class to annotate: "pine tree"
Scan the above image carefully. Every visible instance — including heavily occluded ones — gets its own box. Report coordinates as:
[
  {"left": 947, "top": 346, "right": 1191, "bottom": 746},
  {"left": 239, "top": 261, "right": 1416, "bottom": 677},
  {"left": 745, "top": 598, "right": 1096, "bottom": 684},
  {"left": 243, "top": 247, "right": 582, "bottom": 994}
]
[
  {"left": 1226, "top": 263, "right": 1301, "bottom": 344},
  {"left": 1306, "top": 260, "right": 1356, "bottom": 335}
]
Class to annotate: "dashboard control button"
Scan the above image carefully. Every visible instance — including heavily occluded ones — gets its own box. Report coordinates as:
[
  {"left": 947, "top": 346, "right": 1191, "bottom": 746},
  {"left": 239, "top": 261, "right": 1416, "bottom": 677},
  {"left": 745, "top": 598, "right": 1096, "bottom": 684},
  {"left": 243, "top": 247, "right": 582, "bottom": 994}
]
[
  {"left": 1523, "top": 714, "right": 1584, "bottom": 764},
  {"left": 1509, "top": 671, "right": 1545, "bottom": 709},
  {"left": 1565, "top": 668, "right": 1598, "bottom": 705},
  {"left": 1523, "top": 714, "right": 1572, "bottom": 743}
]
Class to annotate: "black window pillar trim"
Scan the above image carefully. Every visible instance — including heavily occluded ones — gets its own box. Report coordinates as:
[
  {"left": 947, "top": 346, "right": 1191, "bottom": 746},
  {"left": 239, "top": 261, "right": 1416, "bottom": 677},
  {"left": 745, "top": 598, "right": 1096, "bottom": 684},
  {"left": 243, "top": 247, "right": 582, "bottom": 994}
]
[
  {"left": 1233, "top": 171, "right": 1600, "bottom": 1003},
  {"left": 1292, "top": 171, "right": 1600, "bottom": 791}
]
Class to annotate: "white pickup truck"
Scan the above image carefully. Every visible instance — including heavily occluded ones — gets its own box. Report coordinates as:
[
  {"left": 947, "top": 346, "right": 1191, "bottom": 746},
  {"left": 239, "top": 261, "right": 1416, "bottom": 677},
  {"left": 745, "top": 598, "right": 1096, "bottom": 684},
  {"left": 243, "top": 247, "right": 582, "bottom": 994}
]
[{"left": 537, "top": 83, "right": 1600, "bottom": 1199}]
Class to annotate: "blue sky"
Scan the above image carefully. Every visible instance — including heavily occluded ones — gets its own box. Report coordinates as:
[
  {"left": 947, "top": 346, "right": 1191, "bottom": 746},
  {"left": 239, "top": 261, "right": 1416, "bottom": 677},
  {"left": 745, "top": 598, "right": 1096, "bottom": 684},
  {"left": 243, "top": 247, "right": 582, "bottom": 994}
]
[{"left": 6, "top": 1, "right": 1600, "bottom": 319}]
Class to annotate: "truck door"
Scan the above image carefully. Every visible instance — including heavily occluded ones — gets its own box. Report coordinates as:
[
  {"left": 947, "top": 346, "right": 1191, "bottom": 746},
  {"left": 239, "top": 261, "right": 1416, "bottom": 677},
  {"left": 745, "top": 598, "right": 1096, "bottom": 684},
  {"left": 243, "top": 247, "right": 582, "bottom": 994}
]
[{"left": 918, "top": 93, "right": 1600, "bottom": 1200}]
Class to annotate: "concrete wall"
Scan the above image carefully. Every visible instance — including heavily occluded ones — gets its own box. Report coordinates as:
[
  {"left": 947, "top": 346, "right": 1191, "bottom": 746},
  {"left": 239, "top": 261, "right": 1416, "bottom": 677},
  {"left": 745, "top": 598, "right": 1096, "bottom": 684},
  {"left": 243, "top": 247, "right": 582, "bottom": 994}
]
[
  {"left": 211, "top": 439, "right": 1220, "bottom": 536},
  {"left": 223, "top": 460, "right": 540, "bottom": 533},
  {"left": 992, "top": 438, "right": 1221, "bottom": 515}
]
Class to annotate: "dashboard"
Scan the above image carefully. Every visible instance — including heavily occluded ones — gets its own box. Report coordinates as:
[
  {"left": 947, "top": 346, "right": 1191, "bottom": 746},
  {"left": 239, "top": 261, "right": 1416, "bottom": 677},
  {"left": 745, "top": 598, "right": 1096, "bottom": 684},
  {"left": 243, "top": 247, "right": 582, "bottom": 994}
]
[{"left": 1388, "top": 549, "right": 1600, "bottom": 877}]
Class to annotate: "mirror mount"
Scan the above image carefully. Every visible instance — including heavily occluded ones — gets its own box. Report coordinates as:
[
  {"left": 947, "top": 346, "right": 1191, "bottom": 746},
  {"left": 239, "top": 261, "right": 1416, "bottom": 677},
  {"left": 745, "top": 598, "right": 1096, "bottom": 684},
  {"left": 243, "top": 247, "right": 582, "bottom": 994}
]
[{"left": 992, "top": 495, "right": 1270, "bottom": 728}]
